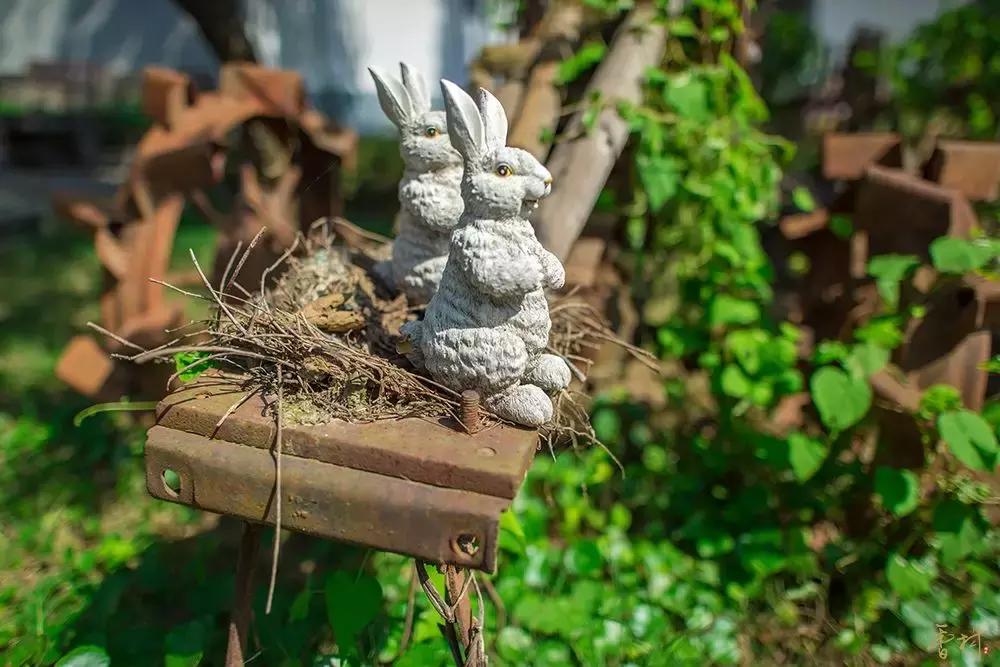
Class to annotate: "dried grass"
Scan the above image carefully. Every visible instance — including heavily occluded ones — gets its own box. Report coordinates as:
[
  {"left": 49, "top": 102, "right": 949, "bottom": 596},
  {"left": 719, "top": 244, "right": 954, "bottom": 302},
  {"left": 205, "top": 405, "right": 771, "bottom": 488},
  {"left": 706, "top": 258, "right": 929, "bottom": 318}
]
[{"left": 98, "top": 220, "right": 657, "bottom": 450}]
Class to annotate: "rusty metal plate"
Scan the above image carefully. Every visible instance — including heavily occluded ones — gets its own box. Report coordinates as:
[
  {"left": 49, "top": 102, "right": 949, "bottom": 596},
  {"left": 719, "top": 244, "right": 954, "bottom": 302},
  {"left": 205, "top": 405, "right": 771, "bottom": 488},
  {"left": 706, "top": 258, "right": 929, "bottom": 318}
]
[
  {"left": 146, "top": 426, "right": 509, "bottom": 572},
  {"left": 822, "top": 132, "right": 901, "bottom": 181},
  {"left": 925, "top": 140, "right": 1000, "bottom": 202},
  {"left": 855, "top": 166, "right": 977, "bottom": 261},
  {"left": 156, "top": 383, "right": 539, "bottom": 500}
]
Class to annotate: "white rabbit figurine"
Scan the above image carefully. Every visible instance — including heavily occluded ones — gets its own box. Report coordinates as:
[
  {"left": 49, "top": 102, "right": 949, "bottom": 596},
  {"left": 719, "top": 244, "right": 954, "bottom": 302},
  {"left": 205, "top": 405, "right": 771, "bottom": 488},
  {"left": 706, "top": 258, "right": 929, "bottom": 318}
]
[
  {"left": 369, "top": 63, "right": 464, "bottom": 304},
  {"left": 400, "top": 80, "right": 571, "bottom": 427}
]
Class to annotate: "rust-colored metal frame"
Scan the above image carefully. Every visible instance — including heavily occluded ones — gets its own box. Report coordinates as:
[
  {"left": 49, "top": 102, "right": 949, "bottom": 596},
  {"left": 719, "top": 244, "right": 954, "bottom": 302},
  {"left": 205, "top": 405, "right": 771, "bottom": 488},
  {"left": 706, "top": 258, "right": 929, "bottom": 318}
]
[{"left": 145, "top": 384, "right": 538, "bottom": 573}]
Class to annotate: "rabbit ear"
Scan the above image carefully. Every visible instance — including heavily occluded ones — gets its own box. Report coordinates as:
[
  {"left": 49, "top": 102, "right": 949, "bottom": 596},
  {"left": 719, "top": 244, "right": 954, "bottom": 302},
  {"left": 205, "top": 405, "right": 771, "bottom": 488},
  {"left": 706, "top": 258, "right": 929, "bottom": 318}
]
[
  {"left": 369, "top": 66, "right": 414, "bottom": 128},
  {"left": 477, "top": 88, "right": 508, "bottom": 153},
  {"left": 441, "top": 79, "right": 484, "bottom": 161},
  {"left": 399, "top": 62, "right": 431, "bottom": 114}
]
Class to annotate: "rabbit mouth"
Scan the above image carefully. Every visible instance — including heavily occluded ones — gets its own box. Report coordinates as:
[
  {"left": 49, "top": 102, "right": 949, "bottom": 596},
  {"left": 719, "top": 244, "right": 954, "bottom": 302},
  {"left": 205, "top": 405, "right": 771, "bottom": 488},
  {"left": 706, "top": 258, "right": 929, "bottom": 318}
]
[{"left": 523, "top": 198, "right": 540, "bottom": 209}]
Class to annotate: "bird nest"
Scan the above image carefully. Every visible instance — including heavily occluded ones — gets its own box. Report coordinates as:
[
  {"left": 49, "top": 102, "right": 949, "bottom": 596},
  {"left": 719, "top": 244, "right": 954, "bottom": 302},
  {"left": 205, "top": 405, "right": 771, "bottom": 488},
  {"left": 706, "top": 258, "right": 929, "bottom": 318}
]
[{"left": 100, "top": 219, "right": 655, "bottom": 450}]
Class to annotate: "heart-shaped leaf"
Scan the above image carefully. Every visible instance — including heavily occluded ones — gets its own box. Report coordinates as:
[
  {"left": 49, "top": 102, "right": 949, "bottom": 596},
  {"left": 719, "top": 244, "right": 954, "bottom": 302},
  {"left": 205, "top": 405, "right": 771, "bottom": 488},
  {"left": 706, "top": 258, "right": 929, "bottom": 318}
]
[
  {"left": 938, "top": 410, "right": 998, "bottom": 471},
  {"left": 847, "top": 341, "right": 889, "bottom": 378},
  {"left": 788, "top": 432, "right": 828, "bottom": 481},
  {"left": 886, "top": 553, "right": 935, "bottom": 599},
  {"left": 874, "top": 467, "right": 920, "bottom": 517},
  {"left": 929, "top": 237, "right": 998, "bottom": 274},
  {"left": 325, "top": 570, "right": 383, "bottom": 656},
  {"left": 810, "top": 366, "right": 872, "bottom": 432}
]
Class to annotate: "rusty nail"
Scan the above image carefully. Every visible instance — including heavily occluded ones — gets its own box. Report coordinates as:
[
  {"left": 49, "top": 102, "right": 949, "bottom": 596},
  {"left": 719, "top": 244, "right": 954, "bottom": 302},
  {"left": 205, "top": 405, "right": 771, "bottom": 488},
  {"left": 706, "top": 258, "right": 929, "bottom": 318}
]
[{"left": 460, "top": 390, "right": 481, "bottom": 434}]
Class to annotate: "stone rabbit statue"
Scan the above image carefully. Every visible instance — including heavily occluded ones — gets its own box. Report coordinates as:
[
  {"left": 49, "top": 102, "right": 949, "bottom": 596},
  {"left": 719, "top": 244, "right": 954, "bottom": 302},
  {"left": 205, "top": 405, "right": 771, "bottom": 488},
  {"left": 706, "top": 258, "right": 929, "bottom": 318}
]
[
  {"left": 368, "top": 63, "right": 464, "bottom": 305},
  {"left": 399, "top": 80, "right": 571, "bottom": 427}
]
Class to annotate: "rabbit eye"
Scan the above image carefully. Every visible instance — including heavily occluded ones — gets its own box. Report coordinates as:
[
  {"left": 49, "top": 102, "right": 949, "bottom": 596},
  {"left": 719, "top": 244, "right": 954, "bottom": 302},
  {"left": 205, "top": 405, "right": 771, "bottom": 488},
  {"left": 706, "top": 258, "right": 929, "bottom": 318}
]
[
  {"left": 496, "top": 164, "right": 513, "bottom": 177},
  {"left": 424, "top": 126, "right": 439, "bottom": 137}
]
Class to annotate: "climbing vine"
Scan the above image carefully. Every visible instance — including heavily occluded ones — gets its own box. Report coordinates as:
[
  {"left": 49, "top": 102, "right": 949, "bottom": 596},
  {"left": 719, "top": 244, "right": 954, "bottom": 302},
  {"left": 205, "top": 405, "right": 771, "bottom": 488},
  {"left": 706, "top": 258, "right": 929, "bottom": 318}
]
[{"left": 565, "top": 0, "right": 1000, "bottom": 662}]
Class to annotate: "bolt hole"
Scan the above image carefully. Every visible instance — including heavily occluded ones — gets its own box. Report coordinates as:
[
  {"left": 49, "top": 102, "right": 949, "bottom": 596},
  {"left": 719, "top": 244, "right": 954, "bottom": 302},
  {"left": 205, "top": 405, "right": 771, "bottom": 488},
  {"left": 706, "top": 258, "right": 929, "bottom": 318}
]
[
  {"left": 956, "top": 287, "right": 976, "bottom": 308},
  {"left": 162, "top": 468, "right": 182, "bottom": 498},
  {"left": 452, "top": 533, "right": 480, "bottom": 558}
]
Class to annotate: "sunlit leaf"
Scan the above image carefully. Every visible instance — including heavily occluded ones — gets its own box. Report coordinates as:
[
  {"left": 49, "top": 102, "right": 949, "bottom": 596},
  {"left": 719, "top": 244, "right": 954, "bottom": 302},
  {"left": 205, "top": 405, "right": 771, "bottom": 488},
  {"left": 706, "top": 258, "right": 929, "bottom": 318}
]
[
  {"left": 810, "top": 366, "right": 871, "bottom": 432},
  {"left": 874, "top": 467, "right": 920, "bottom": 517},
  {"left": 938, "top": 410, "right": 998, "bottom": 471}
]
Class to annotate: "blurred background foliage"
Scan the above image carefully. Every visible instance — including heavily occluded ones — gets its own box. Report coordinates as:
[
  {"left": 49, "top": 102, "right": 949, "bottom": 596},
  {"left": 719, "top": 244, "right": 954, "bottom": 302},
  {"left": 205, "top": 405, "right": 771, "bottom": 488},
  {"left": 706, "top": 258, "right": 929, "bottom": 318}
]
[{"left": 2, "top": 1, "right": 1000, "bottom": 665}]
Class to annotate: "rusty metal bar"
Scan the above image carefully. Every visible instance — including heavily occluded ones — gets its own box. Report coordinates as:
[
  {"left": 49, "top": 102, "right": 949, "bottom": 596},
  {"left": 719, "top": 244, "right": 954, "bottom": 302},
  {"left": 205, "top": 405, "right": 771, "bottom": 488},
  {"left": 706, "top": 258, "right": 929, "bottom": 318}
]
[
  {"left": 225, "top": 521, "right": 261, "bottom": 667},
  {"left": 145, "top": 425, "right": 512, "bottom": 572}
]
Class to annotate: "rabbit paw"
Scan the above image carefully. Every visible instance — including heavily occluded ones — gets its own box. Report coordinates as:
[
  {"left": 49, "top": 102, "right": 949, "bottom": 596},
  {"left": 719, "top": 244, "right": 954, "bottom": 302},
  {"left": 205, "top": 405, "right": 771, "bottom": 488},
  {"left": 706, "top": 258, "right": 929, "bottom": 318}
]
[
  {"left": 524, "top": 354, "right": 571, "bottom": 393},
  {"left": 539, "top": 251, "right": 565, "bottom": 290},
  {"left": 486, "top": 384, "right": 553, "bottom": 427}
]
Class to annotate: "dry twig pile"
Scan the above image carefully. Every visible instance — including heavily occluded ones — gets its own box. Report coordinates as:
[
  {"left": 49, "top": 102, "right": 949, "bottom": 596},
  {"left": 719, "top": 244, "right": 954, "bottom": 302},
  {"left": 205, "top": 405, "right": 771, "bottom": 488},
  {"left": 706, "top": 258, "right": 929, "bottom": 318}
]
[{"left": 94, "top": 221, "right": 655, "bottom": 449}]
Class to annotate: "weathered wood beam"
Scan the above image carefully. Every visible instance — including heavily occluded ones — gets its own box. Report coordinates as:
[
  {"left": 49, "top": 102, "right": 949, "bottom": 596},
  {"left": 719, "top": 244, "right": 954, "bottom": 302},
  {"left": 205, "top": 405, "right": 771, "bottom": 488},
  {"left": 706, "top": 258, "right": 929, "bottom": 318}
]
[{"left": 534, "top": 2, "right": 668, "bottom": 260}]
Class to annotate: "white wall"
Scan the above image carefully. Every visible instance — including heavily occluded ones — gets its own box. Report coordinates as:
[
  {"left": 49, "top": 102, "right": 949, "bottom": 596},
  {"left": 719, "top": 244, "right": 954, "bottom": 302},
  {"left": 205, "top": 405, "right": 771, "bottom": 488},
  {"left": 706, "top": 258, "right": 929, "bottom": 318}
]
[{"left": 0, "top": 0, "right": 512, "bottom": 133}]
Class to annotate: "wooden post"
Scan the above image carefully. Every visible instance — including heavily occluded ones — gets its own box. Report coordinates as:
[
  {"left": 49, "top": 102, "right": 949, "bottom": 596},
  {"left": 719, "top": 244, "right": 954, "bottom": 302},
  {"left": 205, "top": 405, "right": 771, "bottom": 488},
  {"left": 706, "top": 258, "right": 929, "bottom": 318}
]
[{"left": 534, "top": 2, "right": 670, "bottom": 261}]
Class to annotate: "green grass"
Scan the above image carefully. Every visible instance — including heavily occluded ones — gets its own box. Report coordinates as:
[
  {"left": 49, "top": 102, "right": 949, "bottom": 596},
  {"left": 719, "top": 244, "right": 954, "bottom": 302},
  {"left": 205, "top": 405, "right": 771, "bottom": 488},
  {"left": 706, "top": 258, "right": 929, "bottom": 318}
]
[{"left": 0, "top": 220, "right": 283, "bottom": 665}]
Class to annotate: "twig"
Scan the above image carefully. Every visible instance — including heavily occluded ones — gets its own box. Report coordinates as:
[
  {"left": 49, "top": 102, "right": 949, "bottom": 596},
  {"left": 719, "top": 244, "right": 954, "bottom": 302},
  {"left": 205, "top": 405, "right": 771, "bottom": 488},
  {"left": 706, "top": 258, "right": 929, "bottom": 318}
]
[
  {"left": 478, "top": 576, "right": 506, "bottom": 631},
  {"left": 190, "top": 248, "right": 248, "bottom": 336},
  {"left": 265, "top": 366, "right": 284, "bottom": 614},
  {"left": 226, "top": 228, "right": 267, "bottom": 291},
  {"left": 391, "top": 564, "right": 419, "bottom": 662},
  {"left": 260, "top": 235, "right": 301, "bottom": 299},
  {"left": 85, "top": 322, "right": 147, "bottom": 352}
]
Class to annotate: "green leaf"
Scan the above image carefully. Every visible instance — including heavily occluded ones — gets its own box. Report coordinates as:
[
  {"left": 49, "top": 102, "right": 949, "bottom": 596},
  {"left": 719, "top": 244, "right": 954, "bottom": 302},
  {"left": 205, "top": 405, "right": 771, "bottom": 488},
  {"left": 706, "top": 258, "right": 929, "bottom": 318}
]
[
  {"left": 982, "top": 354, "right": 1000, "bottom": 373},
  {"left": 668, "top": 16, "right": 698, "bottom": 36},
  {"left": 929, "top": 237, "right": 997, "bottom": 273},
  {"left": 73, "top": 400, "right": 159, "bottom": 427},
  {"left": 846, "top": 341, "right": 889, "bottom": 378},
  {"left": 866, "top": 254, "right": 920, "bottom": 309},
  {"left": 791, "top": 186, "right": 815, "bottom": 212},
  {"left": 933, "top": 500, "right": 981, "bottom": 566},
  {"left": 289, "top": 583, "right": 312, "bottom": 622},
  {"left": 885, "top": 553, "right": 935, "bottom": 599},
  {"left": 165, "top": 618, "right": 209, "bottom": 667},
  {"left": 813, "top": 341, "right": 850, "bottom": 365},
  {"left": 917, "top": 384, "right": 962, "bottom": 420},
  {"left": 325, "top": 570, "right": 383, "bottom": 656},
  {"left": 937, "top": 410, "right": 999, "bottom": 471},
  {"left": 720, "top": 364, "right": 752, "bottom": 398},
  {"left": 55, "top": 647, "right": 110, "bottom": 667},
  {"left": 829, "top": 214, "right": 853, "bottom": 239},
  {"left": 788, "top": 432, "right": 828, "bottom": 481},
  {"left": 556, "top": 41, "right": 608, "bottom": 84},
  {"left": 564, "top": 539, "right": 603, "bottom": 576},
  {"left": 637, "top": 154, "right": 680, "bottom": 212},
  {"left": 591, "top": 407, "right": 622, "bottom": 444},
  {"left": 810, "top": 366, "right": 872, "bottom": 432},
  {"left": 499, "top": 509, "right": 526, "bottom": 554},
  {"left": 664, "top": 74, "right": 709, "bottom": 121},
  {"left": 708, "top": 296, "right": 760, "bottom": 328},
  {"left": 874, "top": 467, "right": 920, "bottom": 517},
  {"left": 855, "top": 316, "right": 905, "bottom": 349},
  {"left": 174, "top": 350, "right": 215, "bottom": 382}
]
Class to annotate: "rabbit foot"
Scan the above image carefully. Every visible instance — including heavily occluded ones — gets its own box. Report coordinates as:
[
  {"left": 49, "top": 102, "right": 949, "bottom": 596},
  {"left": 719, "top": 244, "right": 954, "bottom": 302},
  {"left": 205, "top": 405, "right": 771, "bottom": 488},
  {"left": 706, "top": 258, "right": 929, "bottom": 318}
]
[
  {"left": 486, "top": 384, "right": 553, "bottom": 427},
  {"left": 524, "top": 354, "right": 571, "bottom": 393}
]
